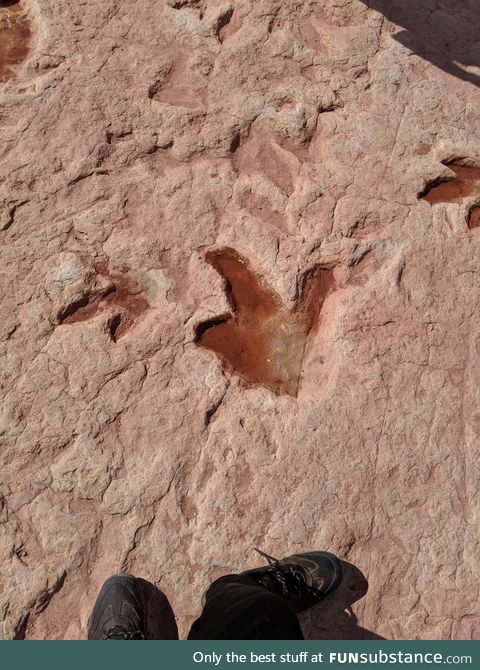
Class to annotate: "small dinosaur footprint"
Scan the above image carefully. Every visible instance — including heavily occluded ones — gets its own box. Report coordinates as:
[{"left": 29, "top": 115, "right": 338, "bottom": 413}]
[
  {"left": 58, "top": 264, "right": 149, "bottom": 342},
  {"left": 420, "top": 162, "right": 480, "bottom": 230},
  {"left": 0, "top": 1, "right": 31, "bottom": 82},
  {"left": 195, "top": 248, "right": 335, "bottom": 397}
]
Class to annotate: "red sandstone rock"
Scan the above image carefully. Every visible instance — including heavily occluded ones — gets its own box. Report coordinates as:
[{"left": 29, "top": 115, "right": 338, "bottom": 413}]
[{"left": 1, "top": 0, "right": 480, "bottom": 641}]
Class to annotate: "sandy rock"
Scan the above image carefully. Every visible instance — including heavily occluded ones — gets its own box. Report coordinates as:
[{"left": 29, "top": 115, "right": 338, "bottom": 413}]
[{"left": 0, "top": 0, "right": 480, "bottom": 640}]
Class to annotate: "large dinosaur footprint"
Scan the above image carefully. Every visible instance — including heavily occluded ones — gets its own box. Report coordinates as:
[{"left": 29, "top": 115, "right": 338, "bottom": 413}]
[{"left": 195, "top": 248, "right": 335, "bottom": 397}]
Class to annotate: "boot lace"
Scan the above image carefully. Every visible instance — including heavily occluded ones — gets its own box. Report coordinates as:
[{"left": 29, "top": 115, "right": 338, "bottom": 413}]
[
  {"left": 253, "top": 548, "right": 321, "bottom": 602},
  {"left": 103, "top": 625, "right": 145, "bottom": 640}
]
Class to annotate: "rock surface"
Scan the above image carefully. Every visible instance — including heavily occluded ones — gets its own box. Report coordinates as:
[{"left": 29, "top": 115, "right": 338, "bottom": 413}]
[{"left": 1, "top": 0, "right": 480, "bottom": 640}]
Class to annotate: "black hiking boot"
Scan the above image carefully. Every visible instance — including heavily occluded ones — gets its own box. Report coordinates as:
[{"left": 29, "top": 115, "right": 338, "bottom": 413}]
[
  {"left": 241, "top": 548, "right": 343, "bottom": 614},
  {"left": 88, "top": 573, "right": 146, "bottom": 640}
]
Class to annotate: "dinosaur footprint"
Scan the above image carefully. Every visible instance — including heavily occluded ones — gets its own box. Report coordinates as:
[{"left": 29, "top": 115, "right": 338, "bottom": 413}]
[
  {"left": 195, "top": 248, "right": 335, "bottom": 397},
  {"left": 0, "top": 1, "right": 31, "bottom": 82},
  {"left": 420, "top": 162, "right": 480, "bottom": 229},
  {"left": 58, "top": 264, "right": 149, "bottom": 342}
]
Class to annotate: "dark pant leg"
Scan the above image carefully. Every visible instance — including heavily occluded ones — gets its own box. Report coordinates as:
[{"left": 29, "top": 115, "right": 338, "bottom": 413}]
[{"left": 187, "top": 574, "right": 304, "bottom": 640}]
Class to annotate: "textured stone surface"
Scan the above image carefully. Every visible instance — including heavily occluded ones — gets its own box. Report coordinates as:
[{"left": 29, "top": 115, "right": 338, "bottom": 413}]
[{"left": 1, "top": 0, "right": 480, "bottom": 640}]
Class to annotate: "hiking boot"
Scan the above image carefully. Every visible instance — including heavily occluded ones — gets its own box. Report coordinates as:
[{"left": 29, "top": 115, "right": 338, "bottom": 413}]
[
  {"left": 88, "top": 573, "right": 146, "bottom": 640},
  {"left": 241, "top": 548, "right": 343, "bottom": 614}
]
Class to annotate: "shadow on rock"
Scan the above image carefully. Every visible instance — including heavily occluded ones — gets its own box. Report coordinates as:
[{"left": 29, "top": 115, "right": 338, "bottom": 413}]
[
  {"left": 137, "top": 579, "right": 178, "bottom": 640},
  {"left": 300, "top": 561, "right": 385, "bottom": 640},
  {"left": 360, "top": 0, "right": 480, "bottom": 87}
]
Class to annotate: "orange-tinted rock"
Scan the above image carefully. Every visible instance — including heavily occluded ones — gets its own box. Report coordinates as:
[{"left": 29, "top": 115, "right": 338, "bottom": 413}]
[{"left": 2, "top": 0, "right": 480, "bottom": 646}]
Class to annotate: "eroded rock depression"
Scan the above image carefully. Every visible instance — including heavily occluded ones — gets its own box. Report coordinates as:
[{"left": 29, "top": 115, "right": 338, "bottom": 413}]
[{"left": 1, "top": 0, "right": 480, "bottom": 642}]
